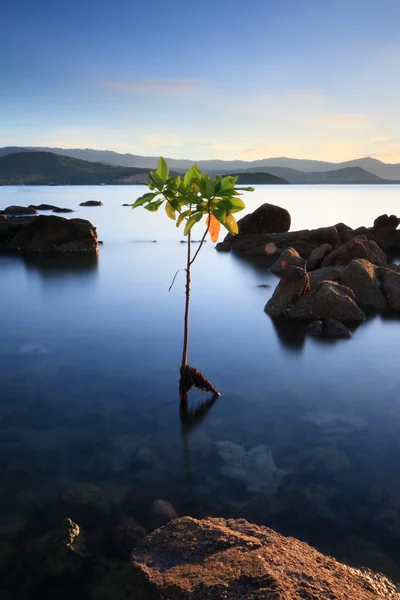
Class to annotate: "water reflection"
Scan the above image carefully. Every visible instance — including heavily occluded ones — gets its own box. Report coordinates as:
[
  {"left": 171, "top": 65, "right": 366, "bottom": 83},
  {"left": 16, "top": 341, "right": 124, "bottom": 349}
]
[
  {"left": 23, "top": 252, "right": 98, "bottom": 280},
  {"left": 270, "top": 316, "right": 307, "bottom": 352}
]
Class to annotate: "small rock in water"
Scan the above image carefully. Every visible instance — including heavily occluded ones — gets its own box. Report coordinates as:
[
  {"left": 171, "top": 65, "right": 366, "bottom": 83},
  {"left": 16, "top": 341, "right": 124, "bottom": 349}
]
[
  {"left": 151, "top": 499, "right": 178, "bottom": 529},
  {"left": 257, "top": 284, "right": 271, "bottom": 288},
  {"left": 216, "top": 441, "right": 284, "bottom": 493}
]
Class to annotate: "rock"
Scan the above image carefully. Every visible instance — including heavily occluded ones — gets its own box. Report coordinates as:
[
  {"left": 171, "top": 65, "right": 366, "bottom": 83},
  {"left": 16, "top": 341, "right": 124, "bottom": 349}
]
[
  {"left": 3, "top": 205, "right": 38, "bottom": 215},
  {"left": 383, "top": 230, "right": 400, "bottom": 254},
  {"left": 31, "top": 518, "right": 86, "bottom": 576},
  {"left": 324, "top": 318, "right": 352, "bottom": 338},
  {"left": 0, "top": 215, "right": 6, "bottom": 221},
  {"left": 341, "top": 259, "right": 388, "bottom": 311},
  {"left": 308, "top": 320, "right": 324, "bottom": 337},
  {"left": 380, "top": 268, "right": 400, "bottom": 311},
  {"left": 28, "top": 204, "right": 58, "bottom": 210},
  {"left": 80, "top": 200, "right": 103, "bottom": 206},
  {"left": 216, "top": 441, "right": 284, "bottom": 492},
  {"left": 7, "top": 215, "right": 98, "bottom": 253},
  {"left": 215, "top": 241, "right": 231, "bottom": 252},
  {"left": 322, "top": 236, "right": 387, "bottom": 268},
  {"left": 308, "top": 266, "right": 343, "bottom": 287},
  {"left": 335, "top": 222, "right": 353, "bottom": 233},
  {"left": 340, "top": 228, "right": 357, "bottom": 243},
  {"left": 109, "top": 517, "right": 147, "bottom": 560},
  {"left": 373, "top": 214, "right": 399, "bottom": 231},
  {"left": 228, "top": 202, "right": 291, "bottom": 239},
  {"left": 265, "top": 266, "right": 310, "bottom": 317},
  {"left": 308, "top": 318, "right": 352, "bottom": 338},
  {"left": 151, "top": 499, "right": 178, "bottom": 529},
  {"left": 122, "top": 203, "right": 131, "bottom": 206},
  {"left": 63, "top": 483, "right": 110, "bottom": 516},
  {"left": 131, "top": 516, "right": 398, "bottom": 600},
  {"left": 306, "top": 243, "right": 333, "bottom": 270},
  {"left": 231, "top": 226, "right": 341, "bottom": 258},
  {"left": 52, "top": 207, "right": 74, "bottom": 213},
  {"left": 288, "top": 281, "right": 366, "bottom": 322},
  {"left": 271, "top": 247, "right": 305, "bottom": 274}
]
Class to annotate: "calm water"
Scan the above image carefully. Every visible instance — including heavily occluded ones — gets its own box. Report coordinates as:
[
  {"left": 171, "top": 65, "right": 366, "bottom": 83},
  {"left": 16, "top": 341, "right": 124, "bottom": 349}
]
[{"left": 1, "top": 184, "right": 400, "bottom": 596}]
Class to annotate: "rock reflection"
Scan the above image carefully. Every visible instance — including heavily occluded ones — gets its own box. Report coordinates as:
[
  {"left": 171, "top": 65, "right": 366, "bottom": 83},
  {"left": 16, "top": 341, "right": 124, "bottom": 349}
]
[
  {"left": 270, "top": 315, "right": 307, "bottom": 352},
  {"left": 23, "top": 252, "right": 98, "bottom": 281}
]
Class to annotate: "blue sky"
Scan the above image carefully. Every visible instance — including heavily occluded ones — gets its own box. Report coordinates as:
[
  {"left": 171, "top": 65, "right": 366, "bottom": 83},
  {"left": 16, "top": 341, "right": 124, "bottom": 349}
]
[{"left": 1, "top": 0, "right": 400, "bottom": 162}]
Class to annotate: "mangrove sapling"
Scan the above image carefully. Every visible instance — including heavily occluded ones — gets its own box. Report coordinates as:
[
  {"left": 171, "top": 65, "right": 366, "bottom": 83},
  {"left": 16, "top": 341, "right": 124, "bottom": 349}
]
[{"left": 132, "top": 158, "right": 253, "bottom": 401}]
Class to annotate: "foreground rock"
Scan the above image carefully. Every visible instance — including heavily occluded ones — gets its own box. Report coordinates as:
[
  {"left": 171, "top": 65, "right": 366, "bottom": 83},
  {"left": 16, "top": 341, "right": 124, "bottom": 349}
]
[
  {"left": 380, "top": 268, "right": 400, "bottom": 311},
  {"left": 342, "top": 259, "right": 388, "bottom": 311},
  {"left": 231, "top": 202, "right": 291, "bottom": 237},
  {"left": 131, "top": 517, "right": 399, "bottom": 600},
  {"left": 271, "top": 247, "right": 305, "bottom": 274},
  {"left": 1, "top": 215, "right": 98, "bottom": 253},
  {"left": 288, "top": 281, "right": 366, "bottom": 322},
  {"left": 265, "top": 266, "right": 310, "bottom": 317},
  {"left": 322, "top": 236, "right": 387, "bottom": 268},
  {"left": 1, "top": 205, "right": 38, "bottom": 215}
]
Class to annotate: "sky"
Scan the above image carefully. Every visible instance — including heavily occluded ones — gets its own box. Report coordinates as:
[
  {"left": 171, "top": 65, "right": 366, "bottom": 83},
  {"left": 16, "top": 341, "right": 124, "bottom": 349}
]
[{"left": 1, "top": 0, "right": 400, "bottom": 163}]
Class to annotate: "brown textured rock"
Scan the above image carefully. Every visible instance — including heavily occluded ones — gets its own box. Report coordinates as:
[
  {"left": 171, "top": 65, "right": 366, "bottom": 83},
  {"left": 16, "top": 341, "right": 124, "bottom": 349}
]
[
  {"left": 308, "top": 266, "right": 343, "bottom": 288},
  {"left": 380, "top": 268, "right": 400, "bottom": 311},
  {"left": 271, "top": 247, "right": 305, "bottom": 274},
  {"left": 322, "top": 236, "right": 387, "bottom": 268},
  {"left": 228, "top": 203, "right": 291, "bottom": 239},
  {"left": 307, "top": 243, "right": 334, "bottom": 270},
  {"left": 341, "top": 259, "right": 388, "bottom": 312},
  {"left": 288, "top": 281, "right": 366, "bottom": 322},
  {"left": 265, "top": 266, "right": 310, "bottom": 317},
  {"left": 7, "top": 215, "right": 98, "bottom": 253},
  {"left": 215, "top": 241, "right": 231, "bottom": 252},
  {"left": 232, "top": 226, "right": 341, "bottom": 258},
  {"left": 131, "top": 517, "right": 399, "bottom": 600},
  {"left": 373, "top": 214, "right": 399, "bottom": 231},
  {"left": 80, "top": 200, "right": 103, "bottom": 207},
  {"left": 3, "top": 205, "right": 38, "bottom": 215}
]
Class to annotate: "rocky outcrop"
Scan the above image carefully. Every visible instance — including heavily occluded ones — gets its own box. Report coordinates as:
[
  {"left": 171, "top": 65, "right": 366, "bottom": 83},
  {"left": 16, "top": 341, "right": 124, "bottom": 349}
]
[
  {"left": 80, "top": 200, "right": 103, "bottom": 207},
  {"left": 231, "top": 226, "right": 341, "bottom": 258},
  {"left": 288, "top": 281, "right": 366, "bottom": 322},
  {"left": 380, "top": 268, "right": 400, "bottom": 311},
  {"left": 308, "top": 266, "right": 343, "bottom": 287},
  {"left": 1, "top": 215, "right": 98, "bottom": 253},
  {"left": 1, "top": 205, "right": 38, "bottom": 215},
  {"left": 265, "top": 266, "right": 310, "bottom": 317},
  {"left": 131, "top": 517, "right": 399, "bottom": 600},
  {"left": 229, "top": 202, "right": 291, "bottom": 238},
  {"left": 271, "top": 247, "right": 305, "bottom": 274},
  {"left": 29, "top": 204, "right": 58, "bottom": 210},
  {"left": 322, "top": 236, "right": 387, "bottom": 268},
  {"left": 52, "top": 207, "right": 74, "bottom": 213},
  {"left": 307, "top": 243, "right": 333, "bottom": 270},
  {"left": 341, "top": 259, "right": 388, "bottom": 311}
]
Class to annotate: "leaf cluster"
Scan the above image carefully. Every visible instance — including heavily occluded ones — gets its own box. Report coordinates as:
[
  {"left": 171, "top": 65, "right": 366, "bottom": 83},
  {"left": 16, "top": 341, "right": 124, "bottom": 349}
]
[{"left": 132, "top": 157, "right": 254, "bottom": 239}]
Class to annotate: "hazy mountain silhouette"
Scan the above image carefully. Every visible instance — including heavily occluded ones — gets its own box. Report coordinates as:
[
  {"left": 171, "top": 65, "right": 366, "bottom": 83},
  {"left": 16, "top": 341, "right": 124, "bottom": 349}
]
[{"left": 1, "top": 146, "right": 400, "bottom": 181}]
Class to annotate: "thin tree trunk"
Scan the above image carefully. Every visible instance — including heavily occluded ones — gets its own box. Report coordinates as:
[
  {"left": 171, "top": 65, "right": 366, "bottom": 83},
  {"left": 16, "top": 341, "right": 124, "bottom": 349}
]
[{"left": 181, "top": 228, "right": 191, "bottom": 369}]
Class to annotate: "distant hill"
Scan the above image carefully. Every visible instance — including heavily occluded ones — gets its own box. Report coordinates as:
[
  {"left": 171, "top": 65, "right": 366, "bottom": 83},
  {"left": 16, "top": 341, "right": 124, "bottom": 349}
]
[
  {"left": 1, "top": 146, "right": 400, "bottom": 181},
  {"left": 230, "top": 172, "right": 289, "bottom": 185},
  {"left": 0, "top": 152, "right": 150, "bottom": 185},
  {"left": 233, "top": 166, "right": 396, "bottom": 184}
]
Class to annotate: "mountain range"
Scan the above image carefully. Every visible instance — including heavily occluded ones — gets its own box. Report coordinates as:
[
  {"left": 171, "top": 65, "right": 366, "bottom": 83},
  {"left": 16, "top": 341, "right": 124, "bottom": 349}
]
[{"left": 1, "top": 146, "right": 400, "bottom": 184}]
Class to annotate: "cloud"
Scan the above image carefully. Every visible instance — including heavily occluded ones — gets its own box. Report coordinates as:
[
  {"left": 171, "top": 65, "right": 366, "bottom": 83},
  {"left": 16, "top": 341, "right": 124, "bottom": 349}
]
[
  {"left": 102, "top": 78, "right": 205, "bottom": 96},
  {"left": 369, "top": 135, "right": 392, "bottom": 144}
]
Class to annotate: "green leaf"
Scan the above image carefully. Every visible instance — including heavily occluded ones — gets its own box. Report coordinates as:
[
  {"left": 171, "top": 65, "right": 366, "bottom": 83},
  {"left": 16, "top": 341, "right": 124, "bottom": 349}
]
[
  {"left": 149, "top": 171, "right": 165, "bottom": 191},
  {"left": 183, "top": 164, "right": 201, "bottom": 187},
  {"left": 176, "top": 209, "right": 191, "bottom": 227},
  {"left": 206, "top": 177, "right": 216, "bottom": 199},
  {"left": 145, "top": 200, "right": 163, "bottom": 212},
  {"left": 224, "top": 214, "right": 239, "bottom": 235},
  {"left": 183, "top": 212, "right": 203, "bottom": 235},
  {"left": 211, "top": 208, "right": 227, "bottom": 225},
  {"left": 216, "top": 197, "right": 245, "bottom": 213},
  {"left": 156, "top": 157, "right": 169, "bottom": 182},
  {"left": 132, "top": 192, "right": 157, "bottom": 208},
  {"left": 165, "top": 202, "right": 176, "bottom": 220},
  {"left": 220, "top": 175, "right": 237, "bottom": 191}
]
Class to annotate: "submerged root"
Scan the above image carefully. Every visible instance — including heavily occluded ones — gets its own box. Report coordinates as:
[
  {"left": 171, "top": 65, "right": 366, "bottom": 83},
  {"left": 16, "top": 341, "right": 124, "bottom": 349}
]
[{"left": 179, "top": 364, "right": 220, "bottom": 401}]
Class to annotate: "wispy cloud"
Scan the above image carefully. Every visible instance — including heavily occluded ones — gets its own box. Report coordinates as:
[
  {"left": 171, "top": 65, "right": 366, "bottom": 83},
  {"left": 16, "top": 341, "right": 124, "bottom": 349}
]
[
  {"left": 101, "top": 78, "right": 205, "bottom": 96},
  {"left": 369, "top": 135, "right": 392, "bottom": 144}
]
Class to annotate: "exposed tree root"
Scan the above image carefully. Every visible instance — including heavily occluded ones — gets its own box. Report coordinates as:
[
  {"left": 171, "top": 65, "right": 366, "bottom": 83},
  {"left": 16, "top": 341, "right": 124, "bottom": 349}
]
[{"left": 179, "top": 365, "right": 220, "bottom": 402}]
